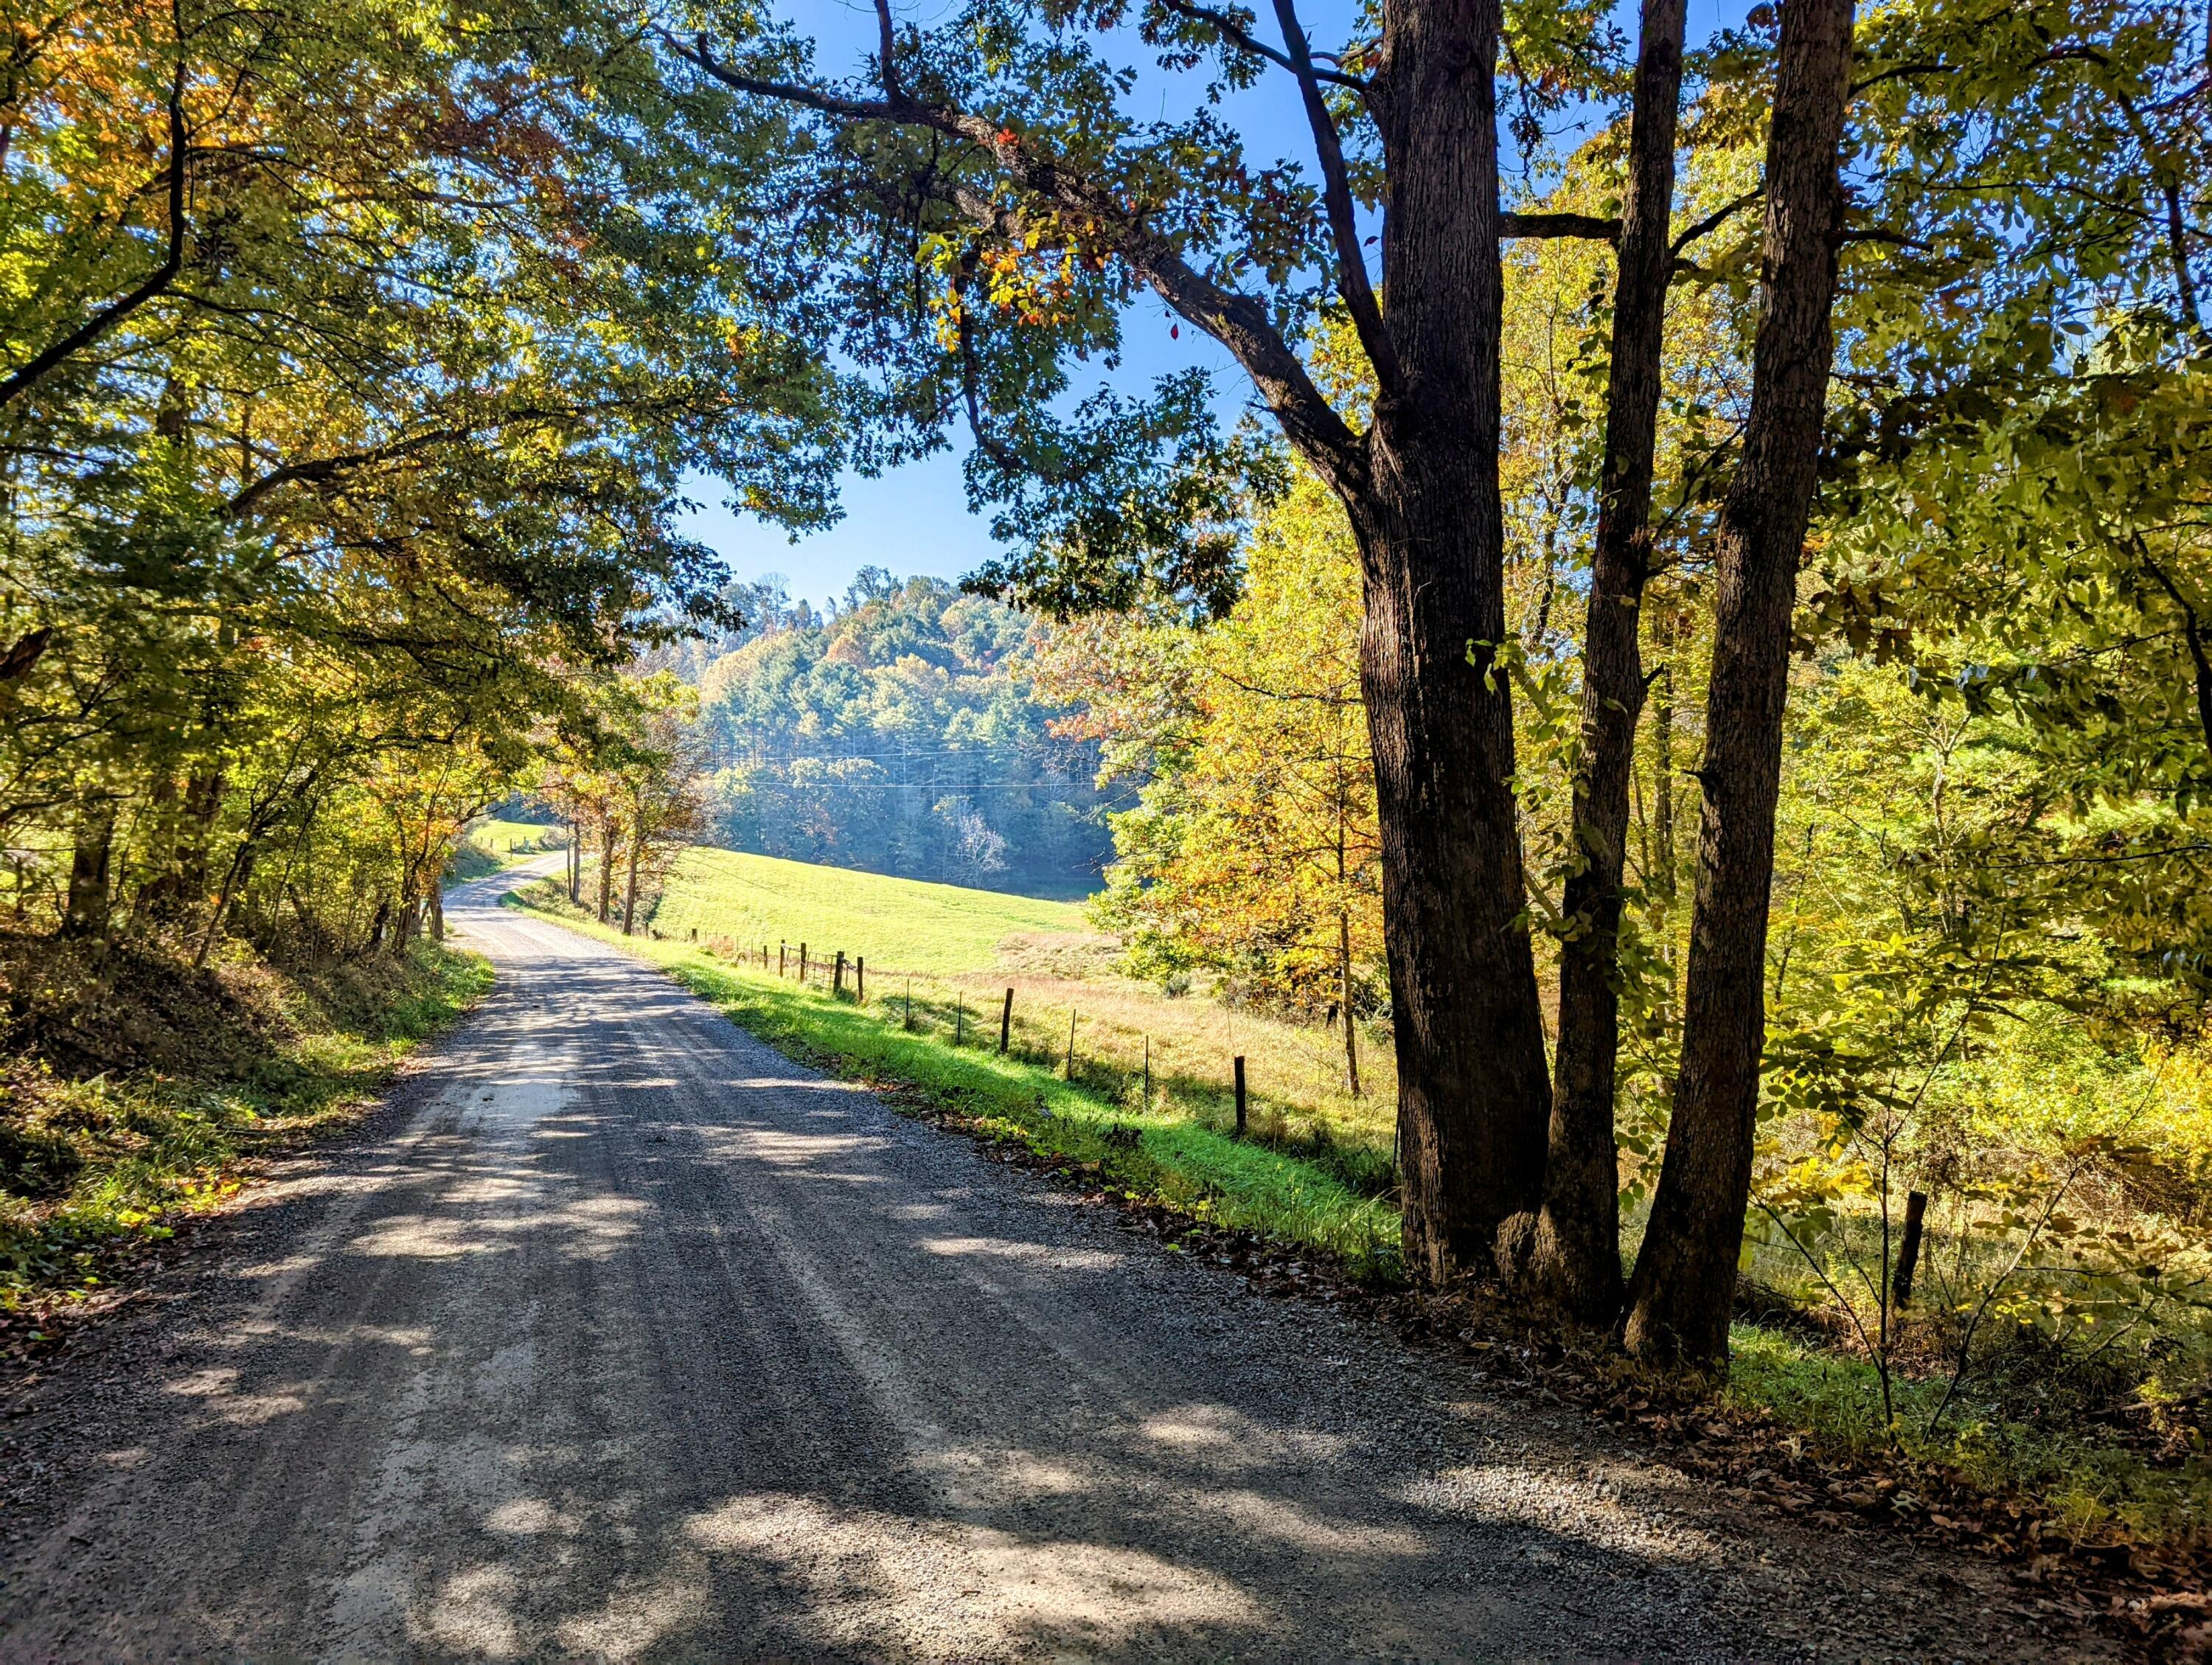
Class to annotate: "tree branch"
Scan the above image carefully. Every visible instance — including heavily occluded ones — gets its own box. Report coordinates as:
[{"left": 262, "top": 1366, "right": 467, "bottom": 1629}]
[
  {"left": 2043, "top": 43, "right": 2203, "bottom": 336},
  {"left": 2141, "top": 543, "right": 2212, "bottom": 758},
  {"left": 1670, "top": 188, "right": 1761, "bottom": 255},
  {"left": 1500, "top": 210, "right": 1620, "bottom": 242},
  {"left": 1271, "top": 0, "right": 1398, "bottom": 394},
  {"left": 0, "top": 56, "right": 189, "bottom": 411},
  {"left": 1154, "top": 0, "right": 1369, "bottom": 90},
  {"left": 221, "top": 425, "right": 477, "bottom": 516},
  {"left": 662, "top": 30, "right": 902, "bottom": 125},
  {"left": 674, "top": 26, "right": 1367, "bottom": 493},
  {"left": 871, "top": 0, "right": 902, "bottom": 102}
]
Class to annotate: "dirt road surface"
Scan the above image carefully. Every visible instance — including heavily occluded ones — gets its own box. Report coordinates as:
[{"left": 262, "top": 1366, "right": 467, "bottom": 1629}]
[{"left": 0, "top": 863, "right": 2103, "bottom": 1661}]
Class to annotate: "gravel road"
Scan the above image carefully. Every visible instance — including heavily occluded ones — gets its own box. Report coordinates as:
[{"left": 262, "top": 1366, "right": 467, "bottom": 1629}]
[{"left": 0, "top": 863, "right": 2106, "bottom": 1662}]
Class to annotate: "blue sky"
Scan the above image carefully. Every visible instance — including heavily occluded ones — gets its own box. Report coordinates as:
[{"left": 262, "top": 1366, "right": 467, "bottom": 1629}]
[{"left": 675, "top": 0, "right": 1738, "bottom": 611}]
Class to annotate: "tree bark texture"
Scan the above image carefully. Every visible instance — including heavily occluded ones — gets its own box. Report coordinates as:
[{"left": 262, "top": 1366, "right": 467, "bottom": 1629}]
[
  {"left": 1354, "top": 0, "right": 1554, "bottom": 1280},
  {"left": 1528, "top": 0, "right": 1690, "bottom": 1324},
  {"left": 1624, "top": 0, "right": 1854, "bottom": 1368}
]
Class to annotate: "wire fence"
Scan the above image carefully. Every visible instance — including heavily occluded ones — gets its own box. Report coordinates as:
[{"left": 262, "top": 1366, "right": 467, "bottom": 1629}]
[{"left": 680, "top": 927, "right": 1399, "bottom": 1195}]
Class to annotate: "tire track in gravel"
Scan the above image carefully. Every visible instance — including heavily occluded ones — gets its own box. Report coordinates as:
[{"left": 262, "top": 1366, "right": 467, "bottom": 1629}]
[{"left": 0, "top": 859, "right": 2107, "bottom": 1662}]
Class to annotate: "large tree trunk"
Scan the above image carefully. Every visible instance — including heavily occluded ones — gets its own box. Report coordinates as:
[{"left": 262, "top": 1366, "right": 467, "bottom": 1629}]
[
  {"left": 62, "top": 805, "right": 115, "bottom": 937},
  {"left": 1624, "top": 0, "right": 1854, "bottom": 1368},
  {"left": 1356, "top": 0, "right": 1554, "bottom": 1280},
  {"left": 1525, "top": 0, "right": 1690, "bottom": 1324}
]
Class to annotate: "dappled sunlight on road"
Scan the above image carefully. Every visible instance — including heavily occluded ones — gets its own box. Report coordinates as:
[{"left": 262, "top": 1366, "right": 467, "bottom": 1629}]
[
  {"left": 683, "top": 1491, "right": 1268, "bottom": 1659},
  {"left": 0, "top": 861, "right": 1935, "bottom": 1664}
]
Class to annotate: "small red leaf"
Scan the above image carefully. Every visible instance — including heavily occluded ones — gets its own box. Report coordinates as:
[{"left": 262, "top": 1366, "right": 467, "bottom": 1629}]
[{"left": 1170, "top": 324, "right": 1180, "bottom": 339}]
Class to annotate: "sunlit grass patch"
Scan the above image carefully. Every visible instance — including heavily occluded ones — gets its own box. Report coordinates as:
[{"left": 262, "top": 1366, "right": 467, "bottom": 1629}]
[
  {"left": 590, "top": 847, "right": 1397, "bottom": 1182},
  {"left": 639, "top": 847, "right": 1088, "bottom": 974}
]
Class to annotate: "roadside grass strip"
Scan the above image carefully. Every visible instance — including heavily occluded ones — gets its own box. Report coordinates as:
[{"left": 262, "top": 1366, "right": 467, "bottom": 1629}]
[
  {"left": 512, "top": 887, "right": 2212, "bottom": 1548},
  {"left": 505, "top": 893, "right": 1401, "bottom": 1278}
]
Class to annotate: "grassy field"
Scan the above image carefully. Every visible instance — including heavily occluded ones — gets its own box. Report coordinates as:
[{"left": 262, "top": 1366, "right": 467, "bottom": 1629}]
[
  {"left": 642, "top": 848, "right": 1088, "bottom": 973},
  {"left": 613, "top": 847, "right": 1397, "bottom": 1183}
]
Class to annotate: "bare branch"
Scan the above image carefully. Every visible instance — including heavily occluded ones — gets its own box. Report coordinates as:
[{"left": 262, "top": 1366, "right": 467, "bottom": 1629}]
[
  {"left": 1154, "top": 0, "right": 1368, "bottom": 91},
  {"left": 1271, "top": 0, "right": 1398, "bottom": 394},
  {"left": 661, "top": 29, "right": 902, "bottom": 126},
  {"left": 1670, "top": 188, "right": 1761, "bottom": 255},
  {"left": 872, "top": 0, "right": 902, "bottom": 102}
]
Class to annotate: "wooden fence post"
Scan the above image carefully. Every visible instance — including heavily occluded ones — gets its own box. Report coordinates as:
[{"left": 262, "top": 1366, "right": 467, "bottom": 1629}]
[
  {"left": 1891, "top": 1189, "right": 1930, "bottom": 1307},
  {"left": 999, "top": 987, "right": 1014, "bottom": 1054},
  {"left": 1234, "top": 1055, "right": 1247, "bottom": 1137},
  {"left": 1143, "top": 1035, "right": 1151, "bottom": 1110},
  {"left": 955, "top": 993, "right": 964, "bottom": 1046},
  {"left": 1064, "top": 1009, "right": 1077, "bottom": 1080},
  {"left": 800, "top": 942, "right": 808, "bottom": 982},
  {"left": 833, "top": 950, "right": 845, "bottom": 997},
  {"left": 856, "top": 956, "right": 864, "bottom": 1004},
  {"left": 779, "top": 941, "right": 787, "bottom": 977}
]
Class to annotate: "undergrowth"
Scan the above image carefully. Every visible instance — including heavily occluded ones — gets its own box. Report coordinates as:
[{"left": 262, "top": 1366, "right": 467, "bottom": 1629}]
[
  {"left": 0, "top": 938, "right": 491, "bottom": 1325},
  {"left": 1728, "top": 1322, "right": 2212, "bottom": 1546}
]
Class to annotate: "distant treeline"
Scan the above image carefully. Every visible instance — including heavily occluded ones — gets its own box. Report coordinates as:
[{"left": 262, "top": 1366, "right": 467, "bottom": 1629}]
[{"left": 649, "top": 569, "right": 1113, "bottom": 896}]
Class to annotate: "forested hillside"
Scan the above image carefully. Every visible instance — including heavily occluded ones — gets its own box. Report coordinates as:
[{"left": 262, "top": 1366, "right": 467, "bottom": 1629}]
[{"left": 681, "top": 570, "right": 1113, "bottom": 896}]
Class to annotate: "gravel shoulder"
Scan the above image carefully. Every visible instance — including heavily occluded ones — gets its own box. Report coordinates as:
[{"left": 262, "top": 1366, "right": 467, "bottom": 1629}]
[{"left": 0, "top": 863, "right": 2109, "bottom": 1662}]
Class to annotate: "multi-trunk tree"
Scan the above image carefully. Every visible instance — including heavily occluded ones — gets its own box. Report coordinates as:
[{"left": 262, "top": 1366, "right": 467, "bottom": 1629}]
[
  {"left": 663, "top": 0, "right": 1858, "bottom": 1346},
  {"left": 667, "top": 0, "right": 1632, "bottom": 1281}
]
